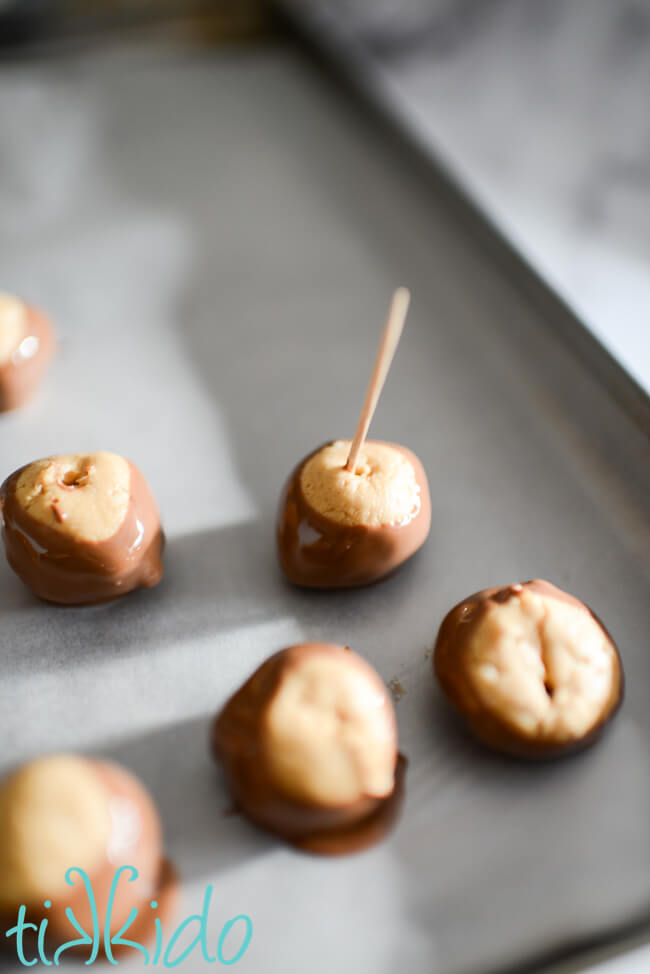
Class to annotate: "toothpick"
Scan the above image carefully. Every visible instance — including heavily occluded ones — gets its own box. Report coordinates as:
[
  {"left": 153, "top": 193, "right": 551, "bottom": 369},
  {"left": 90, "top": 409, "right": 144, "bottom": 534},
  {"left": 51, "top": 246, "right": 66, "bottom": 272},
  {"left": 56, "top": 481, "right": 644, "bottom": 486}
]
[{"left": 345, "top": 286, "right": 411, "bottom": 473}]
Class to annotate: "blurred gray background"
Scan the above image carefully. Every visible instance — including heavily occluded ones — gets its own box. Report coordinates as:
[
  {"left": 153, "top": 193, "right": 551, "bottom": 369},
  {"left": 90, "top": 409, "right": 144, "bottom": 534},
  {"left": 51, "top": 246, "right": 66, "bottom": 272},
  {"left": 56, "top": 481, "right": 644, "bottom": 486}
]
[
  {"left": 2, "top": 0, "right": 649, "bottom": 395},
  {"left": 278, "top": 0, "right": 650, "bottom": 392}
]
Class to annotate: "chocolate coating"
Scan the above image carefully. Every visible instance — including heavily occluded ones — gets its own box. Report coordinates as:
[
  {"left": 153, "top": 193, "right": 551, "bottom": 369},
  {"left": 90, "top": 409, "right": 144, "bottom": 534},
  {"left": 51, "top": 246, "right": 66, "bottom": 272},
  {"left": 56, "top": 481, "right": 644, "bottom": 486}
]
[
  {"left": 0, "top": 306, "right": 55, "bottom": 413},
  {"left": 276, "top": 441, "right": 431, "bottom": 588},
  {"left": 0, "top": 757, "right": 177, "bottom": 956},
  {"left": 0, "top": 459, "right": 164, "bottom": 605},
  {"left": 293, "top": 754, "right": 407, "bottom": 856},
  {"left": 44, "top": 760, "right": 169, "bottom": 944},
  {"left": 433, "top": 580, "right": 624, "bottom": 759},
  {"left": 212, "top": 643, "right": 404, "bottom": 854}
]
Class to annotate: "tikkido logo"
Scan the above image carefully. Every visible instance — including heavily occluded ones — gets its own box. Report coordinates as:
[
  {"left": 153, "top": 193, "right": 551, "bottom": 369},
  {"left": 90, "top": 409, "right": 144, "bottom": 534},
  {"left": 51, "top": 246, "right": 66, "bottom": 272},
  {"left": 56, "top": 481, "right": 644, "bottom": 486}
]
[{"left": 5, "top": 866, "right": 253, "bottom": 967}]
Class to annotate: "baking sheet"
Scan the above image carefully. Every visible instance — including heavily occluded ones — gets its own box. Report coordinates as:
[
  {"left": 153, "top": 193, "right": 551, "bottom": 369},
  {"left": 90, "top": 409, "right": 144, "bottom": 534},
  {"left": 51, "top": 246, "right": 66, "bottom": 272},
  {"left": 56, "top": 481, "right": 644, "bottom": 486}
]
[
  {"left": 0, "top": 42, "right": 649, "bottom": 974},
  {"left": 273, "top": 0, "right": 650, "bottom": 400},
  {"left": 274, "top": 0, "right": 650, "bottom": 437}
]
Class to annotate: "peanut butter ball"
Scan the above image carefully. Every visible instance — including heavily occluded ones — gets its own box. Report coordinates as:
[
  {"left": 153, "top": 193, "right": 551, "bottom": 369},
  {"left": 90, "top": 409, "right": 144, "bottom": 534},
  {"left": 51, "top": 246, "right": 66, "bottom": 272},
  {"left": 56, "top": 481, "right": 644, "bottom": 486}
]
[
  {"left": 277, "top": 440, "right": 430, "bottom": 588},
  {"left": 0, "top": 292, "right": 55, "bottom": 412},
  {"left": 434, "top": 580, "right": 624, "bottom": 758},
  {"left": 0, "top": 451, "right": 164, "bottom": 604},
  {"left": 0, "top": 755, "right": 175, "bottom": 950},
  {"left": 213, "top": 643, "right": 403, "bottom": 853}
]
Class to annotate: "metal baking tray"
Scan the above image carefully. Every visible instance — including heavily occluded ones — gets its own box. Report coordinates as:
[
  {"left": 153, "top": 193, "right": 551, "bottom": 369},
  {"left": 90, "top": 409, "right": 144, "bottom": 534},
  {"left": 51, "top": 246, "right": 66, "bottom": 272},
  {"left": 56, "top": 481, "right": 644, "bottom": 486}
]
[{"left": 0, "top": 39, "right": 648, "bottom": 974}]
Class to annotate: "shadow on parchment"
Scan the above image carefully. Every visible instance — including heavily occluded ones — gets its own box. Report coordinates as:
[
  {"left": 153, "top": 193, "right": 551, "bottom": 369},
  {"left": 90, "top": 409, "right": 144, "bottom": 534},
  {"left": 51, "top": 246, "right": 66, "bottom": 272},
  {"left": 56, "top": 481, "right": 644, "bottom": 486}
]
[
  {"left": 0, "top": 512, "right": 428, "bottom": 679},
  {"left": 95, "top": 713, "right": 276, "bottom": 884}
]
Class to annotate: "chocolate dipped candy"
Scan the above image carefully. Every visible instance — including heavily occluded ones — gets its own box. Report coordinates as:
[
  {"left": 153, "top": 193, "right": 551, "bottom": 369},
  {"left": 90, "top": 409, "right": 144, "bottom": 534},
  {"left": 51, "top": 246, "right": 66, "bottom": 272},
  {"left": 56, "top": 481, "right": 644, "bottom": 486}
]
[
  {"left": 433, "top": 580, "right": 624, "bottom": 758},
  {"left": 0, "top": 755, "right": 176, "bottom": 956},
  {"left": 212, "top": 643, "right": 405, "bottom": 854},
  {"left": 277, "top": 288, "right": 429, "bottom": 588},
  {"left": 0, "top": 451, "right": 164, "bottom": 604},
  {"left": 277, "top": 439, "right": 430, "bottom": 588},
  {"left": 0, "top": 292, "right": 55, "bottom": 412}
]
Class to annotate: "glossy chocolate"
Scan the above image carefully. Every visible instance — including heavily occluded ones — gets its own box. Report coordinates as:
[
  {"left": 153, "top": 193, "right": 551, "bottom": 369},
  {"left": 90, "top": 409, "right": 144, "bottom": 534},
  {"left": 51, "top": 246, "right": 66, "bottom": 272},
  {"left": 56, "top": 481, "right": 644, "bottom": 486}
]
[
  {"left": 212, "top": 644, "right": 404, "bottom": 854},
  {"left": 276, "top": 441, "right": 431, "bottom": 588},
  {"left": 433, "top": 580, "right": 624, "bottom": 759},
  {"left": 0, "top": 460, "right": 164, "bottom": 605},
  {"left": 0, "top": 758, "right": 177, "bottom": 957},
  {"left": 0, "top": 306, "right": 55, "bottom": 413}
]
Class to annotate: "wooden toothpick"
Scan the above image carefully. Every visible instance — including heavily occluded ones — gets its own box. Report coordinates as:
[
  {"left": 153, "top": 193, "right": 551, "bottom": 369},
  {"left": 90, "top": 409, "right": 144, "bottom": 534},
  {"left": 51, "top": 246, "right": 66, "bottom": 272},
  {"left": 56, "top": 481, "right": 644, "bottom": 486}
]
[{"left": 345, "top": 286, "right": 411, "bottom": 474}]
